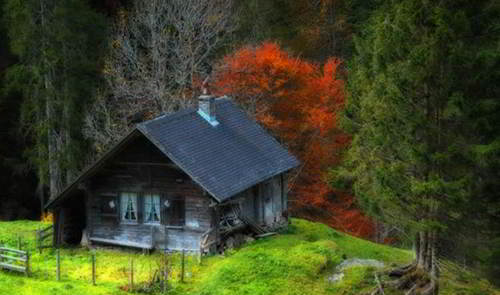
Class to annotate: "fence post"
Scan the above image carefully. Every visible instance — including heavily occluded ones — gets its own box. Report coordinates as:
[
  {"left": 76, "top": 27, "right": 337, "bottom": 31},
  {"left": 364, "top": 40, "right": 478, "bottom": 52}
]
[
  {"left": 181, "top": 250, "right": 185, "bottom": 283},
  {"left": 163, "top": 253, "right": 168, "bottom": 294},
  {"left": 92, "top": 250, "right": 96, "bottom": 286},
  {"left": 17, "top": 235, "right": 21, "bottom": 250},
  {"left": 56, "top": 248, "right": 61, "bottom": 281},
  {"left": 129, "top": 258, "right": 134, "bottom": 291},
  {"left": 43, "top": 249, "right": 48, "bottom": 279},
  {"left": 26, "top": 252, "right": 30, "bottom": 277}
]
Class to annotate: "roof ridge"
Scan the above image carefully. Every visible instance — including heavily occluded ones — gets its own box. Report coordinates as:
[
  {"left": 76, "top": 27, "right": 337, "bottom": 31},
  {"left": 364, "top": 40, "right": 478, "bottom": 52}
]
[
  {"left": 139, "top": 96, "right": 232, "bottom": 127},
  {"left": 138, "top": 108, "right": 195, "bottom": 127}
]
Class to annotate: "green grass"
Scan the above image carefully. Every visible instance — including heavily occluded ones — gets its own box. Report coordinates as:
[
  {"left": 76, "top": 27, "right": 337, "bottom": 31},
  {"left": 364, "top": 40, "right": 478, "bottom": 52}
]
[{"left": 0, "top": 219, "right": 498, "bottom": 295}]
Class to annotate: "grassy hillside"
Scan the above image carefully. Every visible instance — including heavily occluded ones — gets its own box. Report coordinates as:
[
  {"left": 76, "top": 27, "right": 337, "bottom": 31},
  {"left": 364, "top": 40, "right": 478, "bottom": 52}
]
[{"left": 0, "top": 219, "right": 497, "bottom": 295}]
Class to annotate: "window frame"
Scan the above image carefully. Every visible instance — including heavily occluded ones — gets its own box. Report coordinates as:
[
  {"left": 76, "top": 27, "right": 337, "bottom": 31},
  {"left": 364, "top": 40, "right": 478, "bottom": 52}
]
[
  {"left": 143, "top": 193, "right": 161, "bottom": 225},
  {"left": 99, "top": 192, "right": 119, "bottom": 218},
  {"left": 120, "top": 192, "right": 139, "bottom": 224}
]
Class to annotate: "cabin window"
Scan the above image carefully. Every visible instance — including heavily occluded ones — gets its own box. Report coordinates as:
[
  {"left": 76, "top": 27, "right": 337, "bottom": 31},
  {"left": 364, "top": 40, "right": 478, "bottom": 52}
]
[
  {"left": 99, "top": 193, "right": 118, "bottom": 217},
  {"left": 144, "top": 194, "right": 161, "bottom": 224},
  {"left": 162, "top": 196, "right": 185, "bottom": 226},
  {"left": 121, "top": 192, "right": 138, "bottom": 223}
]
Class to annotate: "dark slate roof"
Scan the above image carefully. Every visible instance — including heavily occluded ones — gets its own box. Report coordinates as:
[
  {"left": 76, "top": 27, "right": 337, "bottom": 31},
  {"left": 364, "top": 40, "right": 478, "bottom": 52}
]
[
  {"left": 137, "top": 98, "right": 299, "bottom": 201},
  {"left": 46, "top": 97, "right": 299, "bottom": 209}
]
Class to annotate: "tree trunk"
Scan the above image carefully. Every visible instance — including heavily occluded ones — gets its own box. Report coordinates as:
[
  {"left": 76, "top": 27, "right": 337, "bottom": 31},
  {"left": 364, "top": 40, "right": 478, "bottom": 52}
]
[
  {"left": 414, "top": 232, "right": 420, "bottom": 265},
  {"left": 415, "top": 230, "right": 439, "bottom": 295},
  {"left": 388, "top": 231, "right": 439, "bottom": 294},
  {"left": 40, "top": 0, "right": 61, "bottom": 200},
  {"left": 36, "top": 181, "right": 45, "bottom": 216},
  {"left": 44, "top": 46, "right": 61, "bottom": 200},
  {"left": 416, "top": 231, "right": 436, "bottom": 271},
  {"left": 47, "top": 120, "right": 60, "bottom": 199},
  {"left": 417, "top": 231, "right": 426, "bottom": 269}
]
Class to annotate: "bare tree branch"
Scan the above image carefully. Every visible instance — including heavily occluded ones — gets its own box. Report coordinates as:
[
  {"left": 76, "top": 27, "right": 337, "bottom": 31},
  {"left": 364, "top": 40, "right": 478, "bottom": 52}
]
[{"left": 85, "top": 0, "right": 236, "bottom": 156}]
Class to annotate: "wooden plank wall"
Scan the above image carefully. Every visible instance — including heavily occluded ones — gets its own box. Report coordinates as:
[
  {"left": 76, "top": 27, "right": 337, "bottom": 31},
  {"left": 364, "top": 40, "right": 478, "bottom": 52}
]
[
  {"left": 281, "top": 174, "right": 288, "bottom": 215},
  {"left": 271, "top": 175, "right": 283, "bottom": 223},
  {"left": 233, "top": 174, "right": 287, "bottom": 228},
  {"left": 86, "top": 136, "right": 212, "bottom": 251}
]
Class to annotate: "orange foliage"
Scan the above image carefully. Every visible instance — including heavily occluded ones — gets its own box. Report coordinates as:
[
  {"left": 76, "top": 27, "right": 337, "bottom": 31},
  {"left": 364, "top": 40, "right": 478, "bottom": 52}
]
[
  {"left": 213, "top": 42, "right": 374, "bottom": 238},
  {"left": 41, "top": 212, "right": 53, "bottom": 223}
]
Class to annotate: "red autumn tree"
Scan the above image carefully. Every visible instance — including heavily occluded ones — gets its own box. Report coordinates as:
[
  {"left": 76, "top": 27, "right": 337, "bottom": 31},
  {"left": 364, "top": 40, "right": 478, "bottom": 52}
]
[{"left": 213, "top": 42, "right": 374, "bottom": 237}]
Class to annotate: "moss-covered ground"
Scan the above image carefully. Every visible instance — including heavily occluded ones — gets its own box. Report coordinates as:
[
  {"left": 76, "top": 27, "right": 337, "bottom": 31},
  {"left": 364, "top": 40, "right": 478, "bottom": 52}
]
[{"left": 0, "top": 219, "right": 497, "bottom": 295}]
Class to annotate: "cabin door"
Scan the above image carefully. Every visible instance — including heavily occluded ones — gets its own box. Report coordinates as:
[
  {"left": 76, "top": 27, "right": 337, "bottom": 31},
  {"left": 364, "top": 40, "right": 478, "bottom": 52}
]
[{"left": 262, "top": 180, "right": 274, "bottom": 225}]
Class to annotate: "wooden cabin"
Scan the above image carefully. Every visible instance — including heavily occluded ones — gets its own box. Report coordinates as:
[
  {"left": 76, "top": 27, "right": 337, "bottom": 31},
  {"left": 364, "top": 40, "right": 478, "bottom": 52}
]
[{"left": 45, "top": 96, "right": 299, "bottom": 252}]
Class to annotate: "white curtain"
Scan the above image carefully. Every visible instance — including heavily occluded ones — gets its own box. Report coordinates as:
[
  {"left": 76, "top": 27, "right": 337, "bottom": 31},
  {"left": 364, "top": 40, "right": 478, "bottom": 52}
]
[
  {"left": 153, "top": 195, "right": 160, "bottom": 222},
  {"left": 121, "top": 192, "right": 137, "bottom": 222},
  {"left": 144, "top": 194, "right": 152, "bottom": 222},
  {"left": 144, "top": 194, "right": 160, "bottom": 223}
]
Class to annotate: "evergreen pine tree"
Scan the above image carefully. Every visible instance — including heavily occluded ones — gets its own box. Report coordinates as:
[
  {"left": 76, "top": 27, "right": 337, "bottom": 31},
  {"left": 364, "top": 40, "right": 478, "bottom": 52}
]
[
  {"left": 3, "top": 0, "right": 107, "bottom": 201},
  {"left": 332, "top": 0, "right": 500, "bottom": 293}
]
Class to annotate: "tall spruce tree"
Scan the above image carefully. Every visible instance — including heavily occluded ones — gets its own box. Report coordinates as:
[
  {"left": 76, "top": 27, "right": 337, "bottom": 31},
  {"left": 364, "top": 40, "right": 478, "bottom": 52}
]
[
  {"left": 3, "top": 0, "right": 106, "bottom": 203},
  {"left": 332, "top": 0, "right": 500, "bottom": 293}
]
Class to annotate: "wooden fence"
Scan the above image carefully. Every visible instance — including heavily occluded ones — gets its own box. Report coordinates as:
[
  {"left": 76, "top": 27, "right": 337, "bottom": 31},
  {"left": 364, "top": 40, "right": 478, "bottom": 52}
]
[
  {"left": 35, "top": 225, "right": 53, "bottom": 253},
  {"left": 0, "top": 247, "right": 30, "bottom": 275}
]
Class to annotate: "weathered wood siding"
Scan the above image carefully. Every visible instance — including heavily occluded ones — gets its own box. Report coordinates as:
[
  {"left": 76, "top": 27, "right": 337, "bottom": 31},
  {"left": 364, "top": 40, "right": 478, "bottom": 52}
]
[
  {"left": 233, "top": 174, "right": 287, "bottom": 227},
  {"left": 86, "top": 136, "right": 212, "bottom": 251},
  {"left": 261, "top": 175, "right": 284, "bottom": 225},
  {"left": 238, "top": 188, "right": 257, "bottom": 220},
  {"left": 281, "top": 174, "right": 288, "bottom": 214}
]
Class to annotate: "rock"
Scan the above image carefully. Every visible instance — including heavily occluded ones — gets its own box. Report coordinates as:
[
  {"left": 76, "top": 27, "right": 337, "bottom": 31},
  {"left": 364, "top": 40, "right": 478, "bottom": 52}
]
[{"left": 327, "top": 273, "right": 344, "bottom": 283}]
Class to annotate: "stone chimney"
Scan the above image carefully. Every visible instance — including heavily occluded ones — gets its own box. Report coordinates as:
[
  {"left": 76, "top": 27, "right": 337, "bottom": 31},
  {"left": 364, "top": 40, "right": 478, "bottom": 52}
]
[
  {"left": 197, "top": 76, "right": 219, "bottom": 126},
  {"left": 198, "top": 95, "right": 218, "bottom": 124}
]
